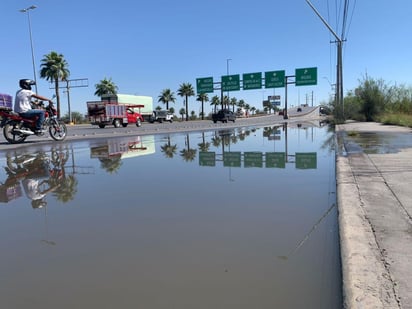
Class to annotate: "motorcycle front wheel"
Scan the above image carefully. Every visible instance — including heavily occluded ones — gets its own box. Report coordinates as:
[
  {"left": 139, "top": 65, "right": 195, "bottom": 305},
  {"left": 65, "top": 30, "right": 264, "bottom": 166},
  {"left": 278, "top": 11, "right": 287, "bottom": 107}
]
[
  {"left": 49, "top": 119, "right": 67, "bottom": 141},
  {"left": 3, "top": 121, "right": 27, "bottom": 144}
]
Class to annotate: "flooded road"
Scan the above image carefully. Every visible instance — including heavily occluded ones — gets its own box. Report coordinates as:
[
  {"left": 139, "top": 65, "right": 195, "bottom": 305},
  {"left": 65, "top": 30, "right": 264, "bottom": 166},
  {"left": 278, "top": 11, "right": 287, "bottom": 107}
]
[{"left": 0, "top": 122, "right": 341, "bottom": 309}]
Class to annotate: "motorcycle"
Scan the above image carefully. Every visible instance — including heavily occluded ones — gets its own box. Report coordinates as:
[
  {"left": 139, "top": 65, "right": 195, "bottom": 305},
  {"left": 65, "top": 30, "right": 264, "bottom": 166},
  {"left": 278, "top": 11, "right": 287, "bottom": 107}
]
[{"left": 0, "top": 100, "right": 67, "bottom": 144}]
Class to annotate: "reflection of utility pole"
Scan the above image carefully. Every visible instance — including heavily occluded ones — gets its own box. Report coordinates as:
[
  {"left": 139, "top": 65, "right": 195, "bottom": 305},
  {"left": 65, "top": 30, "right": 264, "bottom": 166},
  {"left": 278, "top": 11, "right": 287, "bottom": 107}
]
[{"left": 278, "top": 203, "right": 336, "bottom": 260}]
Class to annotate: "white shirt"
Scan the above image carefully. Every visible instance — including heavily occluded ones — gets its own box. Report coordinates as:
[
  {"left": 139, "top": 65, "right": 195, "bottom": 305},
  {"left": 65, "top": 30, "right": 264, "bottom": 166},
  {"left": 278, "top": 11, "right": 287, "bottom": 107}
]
[
  {"left": 22, "top": 178, "right": 46, "bottom": 201},
  {"left": 14, "top": 89, "right": 34, "bottom": 113}
]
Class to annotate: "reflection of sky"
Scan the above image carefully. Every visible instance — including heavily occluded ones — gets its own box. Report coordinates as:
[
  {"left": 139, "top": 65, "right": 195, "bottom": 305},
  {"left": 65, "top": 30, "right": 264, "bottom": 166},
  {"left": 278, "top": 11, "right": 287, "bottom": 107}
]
[{"left": 0, "top": 124, "right": 340, "bottom": 309}]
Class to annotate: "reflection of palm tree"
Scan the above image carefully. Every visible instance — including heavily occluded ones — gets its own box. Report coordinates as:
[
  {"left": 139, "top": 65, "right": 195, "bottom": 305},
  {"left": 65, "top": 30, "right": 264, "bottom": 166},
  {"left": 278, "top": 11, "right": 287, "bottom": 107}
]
[
  {"left": 53, "top": 173, "right": 78, "bottom": 203},
  {"left": 198, "top": 132, "right": 210, "bottom": 152},
  {"left": 161, "top": 136, "right": 178, "bottom": 158},
  {"left": 180, "top": 134, "right": 197, "bottom": 162},
  {"left": 212, "top": 136, "right": 221, "bottom": 147},
  {"left": 99, "top": 156, "right": 123, "bottom": 173}
]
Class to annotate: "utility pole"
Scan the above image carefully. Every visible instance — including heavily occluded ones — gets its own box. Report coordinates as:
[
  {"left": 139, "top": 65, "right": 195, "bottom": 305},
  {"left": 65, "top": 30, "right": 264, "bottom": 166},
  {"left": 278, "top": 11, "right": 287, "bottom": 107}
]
[{"left": 306, "top": 0, "right": 344, "bottom": 119}]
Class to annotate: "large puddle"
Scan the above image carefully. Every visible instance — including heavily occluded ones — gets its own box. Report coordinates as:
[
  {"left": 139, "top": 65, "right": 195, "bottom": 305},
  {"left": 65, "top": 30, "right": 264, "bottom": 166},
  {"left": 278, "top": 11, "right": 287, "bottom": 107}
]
[{"left": 0, "top": 123, "right": 341, "bottom": 309}]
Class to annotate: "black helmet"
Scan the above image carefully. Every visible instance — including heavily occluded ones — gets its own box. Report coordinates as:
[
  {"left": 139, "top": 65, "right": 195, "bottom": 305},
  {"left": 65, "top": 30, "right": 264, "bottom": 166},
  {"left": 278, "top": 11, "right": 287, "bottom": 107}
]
[{"left": 19, "top": 79, "right": 36, "bottom": 90}]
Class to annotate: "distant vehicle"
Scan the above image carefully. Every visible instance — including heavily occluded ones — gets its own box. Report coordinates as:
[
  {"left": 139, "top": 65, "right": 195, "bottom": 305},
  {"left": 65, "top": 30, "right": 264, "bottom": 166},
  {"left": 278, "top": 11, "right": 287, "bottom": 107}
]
[
  {"left": 87, "top": 101, "right": 144, "bottom": 128},
  {"left": 297, "top": 107, "right": 302, "bottom": 112},
  {"left": 212, "top": 109, "right": 236, "bottom": 123},
  {"left": 100, "top": 94, "right": 153, "bottom": 122},
  {"left": 149, "top": 110, "right": 173, "bottom": 123}
]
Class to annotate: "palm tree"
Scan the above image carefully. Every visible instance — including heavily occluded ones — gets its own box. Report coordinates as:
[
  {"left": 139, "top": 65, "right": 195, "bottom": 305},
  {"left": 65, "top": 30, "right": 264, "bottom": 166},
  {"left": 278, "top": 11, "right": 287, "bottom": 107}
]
[
  {"left": 210, "top": 95, "right": 220, "bottom": 113},
  {"left": 158, "top": 88, "right": 176, "bottom": 110},
  {"left": 230, "top": 97, "right": 237, "bottom": 112},
  {"left": 94, "top": 78, "right": 118, "bottom": 97},
  {"left": 177, "top": 83, "right": 195, "bottom": 121},
  {"left": 223, "top": 95, "right": 229, "bottom": 109},
  {"left": 179, "top": 108, "right": 185, "bottom": 121},
  {"left": 196, "top": 93, "right": 209, "bottom": 120},
  {"left": 40, "top": 51, "right": 70, "bottom": 118},
  {"left": 250, "top": 106, "right": 256, "bottom": 115}
]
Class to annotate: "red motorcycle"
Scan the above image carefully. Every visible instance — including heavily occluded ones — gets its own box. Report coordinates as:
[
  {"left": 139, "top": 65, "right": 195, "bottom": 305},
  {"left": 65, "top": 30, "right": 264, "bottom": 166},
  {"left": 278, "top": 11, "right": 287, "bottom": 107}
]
[{"left": 0, "top": 101, "right": 67, "bottom": 144}]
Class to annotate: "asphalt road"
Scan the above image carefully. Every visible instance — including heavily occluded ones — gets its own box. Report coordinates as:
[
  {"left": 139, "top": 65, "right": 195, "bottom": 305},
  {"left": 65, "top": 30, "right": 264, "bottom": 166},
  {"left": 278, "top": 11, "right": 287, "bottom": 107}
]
[{"left": 0, "top": 107, "right": 322, "bottom": 150}]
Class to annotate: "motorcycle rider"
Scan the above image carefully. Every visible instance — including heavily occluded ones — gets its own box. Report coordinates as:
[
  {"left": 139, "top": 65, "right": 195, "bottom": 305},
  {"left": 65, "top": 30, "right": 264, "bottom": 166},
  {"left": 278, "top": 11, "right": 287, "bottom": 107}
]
[{"left": 14, "top": 79, "right": 53, "bottom": 134}]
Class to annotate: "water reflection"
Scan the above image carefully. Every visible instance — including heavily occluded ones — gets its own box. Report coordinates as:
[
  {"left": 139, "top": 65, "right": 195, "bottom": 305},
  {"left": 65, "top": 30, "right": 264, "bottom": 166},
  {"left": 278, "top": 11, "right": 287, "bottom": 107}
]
[
  {"left": 0, "top": 121, "right": 341, "bottom": 309},
  {"left": 0, "top": 147, "right": 78, "bottom": 207},
  {"left": 90, "top": 135, "right": 155, "bottom": 173}
]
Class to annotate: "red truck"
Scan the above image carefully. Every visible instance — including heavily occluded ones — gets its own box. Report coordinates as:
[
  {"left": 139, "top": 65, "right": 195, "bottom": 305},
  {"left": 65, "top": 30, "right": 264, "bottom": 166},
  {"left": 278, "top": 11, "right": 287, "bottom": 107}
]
[{"left": 87, "top": 101, "right": 144, "bottom": 128}]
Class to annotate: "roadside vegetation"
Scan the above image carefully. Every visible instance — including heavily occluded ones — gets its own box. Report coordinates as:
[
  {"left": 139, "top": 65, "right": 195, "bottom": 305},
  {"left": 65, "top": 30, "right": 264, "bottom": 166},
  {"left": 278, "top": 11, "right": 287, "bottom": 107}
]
[{"left": 331, "top": 75, "right": 412, "bottom": 127}]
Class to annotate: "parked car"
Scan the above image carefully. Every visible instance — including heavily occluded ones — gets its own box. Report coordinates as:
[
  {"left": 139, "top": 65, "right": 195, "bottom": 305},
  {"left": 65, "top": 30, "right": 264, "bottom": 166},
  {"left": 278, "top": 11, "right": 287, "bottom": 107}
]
[{"left": 212, "top": 109, "right": 236, "bottom": 123}]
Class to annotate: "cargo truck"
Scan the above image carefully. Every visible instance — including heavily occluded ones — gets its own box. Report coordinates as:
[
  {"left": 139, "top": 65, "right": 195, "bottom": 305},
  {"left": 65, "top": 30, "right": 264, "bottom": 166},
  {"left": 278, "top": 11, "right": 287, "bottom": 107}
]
[
  {"left": 100, "top": 94, "right": 153, "bottom": 121},
  {"left": 87, "top": 101, "right": 144, "bottom": 128}
]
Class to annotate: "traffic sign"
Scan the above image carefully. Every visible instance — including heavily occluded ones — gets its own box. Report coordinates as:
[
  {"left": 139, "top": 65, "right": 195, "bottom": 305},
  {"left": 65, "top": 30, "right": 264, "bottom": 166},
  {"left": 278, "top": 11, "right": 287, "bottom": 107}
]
[
  {"left": 196, "top": 77, "right": 214, "bottom": 94},
  {"left": 295, "top": 67, "right": 317, "bottom": 86},
  {"left": 222, "top": 74, "right": 240, "bottom": 92},
  {"left": 243, "top": 72, "right": 262, "bottom": 90},
  {"left": 265, "top": 70, "right": 285, "bottom": 88},
  {"left": 244, "top": 152, "right": 263, "bottom": 168},
  {"left": 199, "top": 151, "right": 216, "bottom": 166},
  {"left": 295, "top": 152, "right": 317, "bottom": 169},
  {"left": 266, "top": 152, "right": 285, "bottom": 168},
  {"left": 223, "top": 151, "right": 241, "bottom": 167}
]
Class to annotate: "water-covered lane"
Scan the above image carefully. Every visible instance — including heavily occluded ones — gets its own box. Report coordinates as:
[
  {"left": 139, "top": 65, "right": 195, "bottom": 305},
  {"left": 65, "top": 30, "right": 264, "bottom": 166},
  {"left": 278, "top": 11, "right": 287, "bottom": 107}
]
[{"left": 0, "top": 122, "right": 341, "bottom": 309}]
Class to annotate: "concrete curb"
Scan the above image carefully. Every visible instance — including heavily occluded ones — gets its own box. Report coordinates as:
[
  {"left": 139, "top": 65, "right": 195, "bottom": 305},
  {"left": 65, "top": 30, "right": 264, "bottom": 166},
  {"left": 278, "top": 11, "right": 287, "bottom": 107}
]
[{"left": 336, "top": 124, "right": 401, "bottom": 308}]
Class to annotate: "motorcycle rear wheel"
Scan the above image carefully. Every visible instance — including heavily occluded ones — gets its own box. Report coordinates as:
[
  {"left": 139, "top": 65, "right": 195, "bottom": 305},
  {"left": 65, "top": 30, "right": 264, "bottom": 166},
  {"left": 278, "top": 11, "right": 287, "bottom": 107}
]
[
  {"left": 3, "top": 121, "right": 27, "bottom": 144},
  {"left": 49, "top": 119, "right": 67, "bottom": 141}
]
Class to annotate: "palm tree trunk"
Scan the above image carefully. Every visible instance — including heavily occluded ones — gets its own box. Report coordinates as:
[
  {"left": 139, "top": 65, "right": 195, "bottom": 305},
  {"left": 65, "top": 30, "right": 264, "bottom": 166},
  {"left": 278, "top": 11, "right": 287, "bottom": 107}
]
[
  {"left": 54, "top": 80, "right": 60, "bottom": 118},
  {"left": 185, "top": 95, "right": 188, "bottom": 121}
]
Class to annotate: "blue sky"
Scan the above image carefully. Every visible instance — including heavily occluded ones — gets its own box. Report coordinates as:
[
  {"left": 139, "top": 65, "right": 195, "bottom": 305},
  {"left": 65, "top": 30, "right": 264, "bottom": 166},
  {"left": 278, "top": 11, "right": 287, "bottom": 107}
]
[{"left": 2, "top": 0, "right": 412, "bottom": 116}]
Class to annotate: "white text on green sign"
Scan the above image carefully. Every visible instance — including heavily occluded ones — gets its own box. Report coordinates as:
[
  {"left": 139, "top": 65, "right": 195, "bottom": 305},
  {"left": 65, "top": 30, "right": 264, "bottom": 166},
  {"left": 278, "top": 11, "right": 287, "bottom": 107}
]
[
  {"left": 295, "top": 67, "right": 317, "bottom": 86},
  {"left": 222, "top": 75, "right": 240, "bottom": 92},
  {"left": 243, "top": 72, "right": 262, "bottom": 90},
  {"left": 265, "top": 70, "right": 285, "bottom": 88},
  {"left": 196, "top": 77, "right": 214, "bottom": 94}
]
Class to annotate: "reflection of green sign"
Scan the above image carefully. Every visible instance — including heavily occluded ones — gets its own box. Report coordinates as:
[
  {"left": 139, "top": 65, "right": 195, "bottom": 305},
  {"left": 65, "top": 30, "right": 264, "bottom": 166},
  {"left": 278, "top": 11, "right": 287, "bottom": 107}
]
[
  {"left": 196, "top": 77, "right": 214, "bottom": 94},
  {"left": 295, "top": 67, "right": 317, "bottom": 86},
  {"left": 265, "top": 70, "right": 285, "bottom": 88},
  {"left": 223, "top": 151, "right": 241, "bottom": 167},
  {"left": 243, "top": 72, "right": 262, "bottom": 90},
  {"left": 199, "top": 151, "right": 215, "bottom": 166},
  {"left": 222, "top": 75, "right": 240, "bottom": 91},
  {"left": 295, "top": 152, "right": 317, "bottom": 169},
  {"left": 266, "top": 152, "right": 285, "bottom": 168},
  {"left": 244, "top": 152, "right": 263, "bottom": 168}
]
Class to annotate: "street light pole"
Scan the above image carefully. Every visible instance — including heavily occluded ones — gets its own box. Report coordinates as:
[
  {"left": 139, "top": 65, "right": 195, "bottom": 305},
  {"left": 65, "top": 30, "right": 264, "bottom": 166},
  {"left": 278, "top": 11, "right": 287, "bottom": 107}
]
[
  {"left": 19, "top": 5, "right": 38, "bottom": 94},
  {"left": 226, "top": 58, "right": 231, "bottom": 108}
]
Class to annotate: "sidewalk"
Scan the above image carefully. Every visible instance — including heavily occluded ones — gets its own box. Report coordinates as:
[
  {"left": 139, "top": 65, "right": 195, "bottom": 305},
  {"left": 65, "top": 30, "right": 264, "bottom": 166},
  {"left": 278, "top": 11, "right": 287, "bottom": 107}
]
[{"left": 336, "top": 122, "right": 412, "bottom": 308}]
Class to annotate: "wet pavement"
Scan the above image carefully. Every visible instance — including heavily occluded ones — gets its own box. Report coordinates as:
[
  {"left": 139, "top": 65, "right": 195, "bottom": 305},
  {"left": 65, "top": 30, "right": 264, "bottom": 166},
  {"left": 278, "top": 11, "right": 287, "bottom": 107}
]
[
  {"left": 336, "top": 122, "right": 412, "bottom": 309},
  {"left": 0, "top": 120, "right": 341, "bottom": 309}
]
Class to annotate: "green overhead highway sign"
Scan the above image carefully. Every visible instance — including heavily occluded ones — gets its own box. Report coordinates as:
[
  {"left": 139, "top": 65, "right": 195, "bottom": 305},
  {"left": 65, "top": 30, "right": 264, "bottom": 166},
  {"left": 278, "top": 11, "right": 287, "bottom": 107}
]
[
  {"left": 222, "top": 74, "right": 240, "bottom": 92},
  {"left": 196, "top": 77, "right": 214, "bottom": 94},
  {"left": 295, "top": 152, "right": 317, "bottom": 169},
  {"left": 199, "top": 151, "right": 216, "bottom": 166},
  {"left": 295, "top": 67, "right": 317, "bottom": 86},
  {"left": 223, "top": 151, "right": 241, "bottom": 167},
  {"left": 243, "top": 72, "right": 262, "bottom": 90},
  {"left": 265, "top": 70, "right": 285, "bottom": 88},
  {"left": 265, "top": 152, "right": 285, "bottom": 168}
]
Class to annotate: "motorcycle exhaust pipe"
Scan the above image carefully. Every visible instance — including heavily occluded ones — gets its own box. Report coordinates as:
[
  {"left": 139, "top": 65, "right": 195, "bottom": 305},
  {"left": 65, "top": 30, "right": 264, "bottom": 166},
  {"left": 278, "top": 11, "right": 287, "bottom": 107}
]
[{"left": 14, "top": 129, "right": 35, "bottom": 135}]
